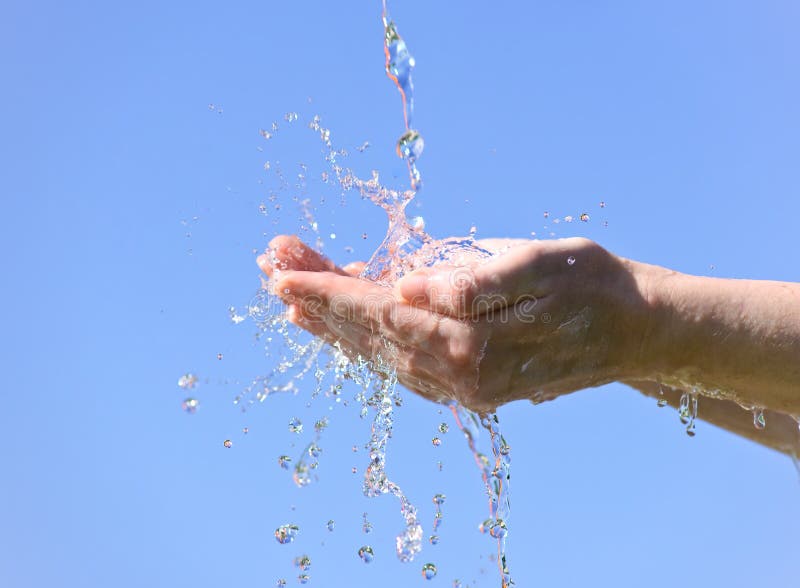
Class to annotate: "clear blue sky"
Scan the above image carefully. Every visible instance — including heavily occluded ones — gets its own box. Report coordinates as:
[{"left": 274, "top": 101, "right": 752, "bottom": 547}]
[{"left": 1, "top": 1, "right": 799, "bottom": 587}]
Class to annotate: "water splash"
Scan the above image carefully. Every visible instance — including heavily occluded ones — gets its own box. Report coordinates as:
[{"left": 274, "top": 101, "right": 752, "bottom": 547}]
[{"left": 450, "top": 404, "right": 514, "bottom": 587}]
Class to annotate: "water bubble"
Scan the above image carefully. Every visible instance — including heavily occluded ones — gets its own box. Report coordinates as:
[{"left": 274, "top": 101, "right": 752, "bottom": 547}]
[
  {"left": 284, "top": 112, "right": 298, "bottom": 122},
  {"left": 181, "top": 398, "right": 199, "bottom": 414},
  {"left": 326, "top": 519, "right": 335, "bottom": 532},
  {"left": 274, "top": 524, "right": 299, "bottom": 544},
  {"left": 543, "top": 211, "right": 549, "bottom": 218},
  {"left": 564, "top": 215, "right": 574, "bottom": 223},
  {"left": 600, "top": 201, "right": 606, "bottom": 208},
  {"left": 566, "top": 256, "right": 576, "bottom": 266},
  {"left": 276, "top": 580, "right": 286, "bottom": 587},
  {"left": 288, "top": 417, "right": 303, "bottom": 434},
  {"left": 330, "top": 233, "right": 336, "bottom": 240},
  {"left": 259, "top": 128, "right": 272, "bottom": 140},
  {"left": 432, "top": 437, "right": 441, "bottom": 447},
  {"left": 216, "top": 353, "right": 223, "bottom": 360},
  {"left": 580, "top": 213, "right": 590, "bottom": 222},
  {"left": 351, "top": 466, "right": 357, "bottom": 474},
  {"left": 223, "top": 439, "right": 232, "bottom": 448},
  {"left": 452, "top": 581, "right": 464, "bottom": 588},
  {"left": 242, "top": 427, "right": 249, "bottom": 434},
  {"left": 479, "top": 519, "right": 493, "bottom": 534},
  {"left": 351, "top": 445, "right": 358, "bottom": 453},
  {"left": 433, "top": 494, "right": 446, "bottom": 506},
  {"left": 753, "top": 408, "right": 766, "bottom": 430},
  {"left": 297, "top": 574, "right": 309, "bottom": 584},
  {"left": 361, "top": 233, "right": 368, "bottom": 239},
  {"left": 429, "top": 535, "right": 439, "bottom": 545},
  {"left": 314, "top": 417, "right": 329, "bottom": 432},
  {"left": 422, "top": 563, "right": 437, "bottom": 580},
  {"left": 358, "top": 546, "right": 374, "bottom": 563},
  {"left": 178, "top": 373, "right": 198, "bottom": 389},
  {"left": 308, "top": 444, "right": 321, "bottom": 458},
  {"left": 279, "top": 455, "right": 292, "bottom": 470},
  {"left": 438, "top": 423, "right": 449, "bottom": 434}
]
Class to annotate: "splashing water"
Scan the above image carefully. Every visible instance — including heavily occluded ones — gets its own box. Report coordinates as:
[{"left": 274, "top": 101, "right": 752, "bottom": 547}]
[
  {"left": 450, "top": 404, "right": 514, "bottom": 587},
  {"left": 222, "top": 0, "right": 515, "bottom": 583}
]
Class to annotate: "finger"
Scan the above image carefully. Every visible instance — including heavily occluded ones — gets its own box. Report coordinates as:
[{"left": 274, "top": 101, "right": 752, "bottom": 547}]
[
  {"left": 396, "top": 238, "right": 588, "bottom": 317},
  {"left": 343, "top": 261, "right": 367, "bottom": 276},
  {"left": 277, "top": 270, "right": 471, "bottom": 356},
  {"left": 256, "top": 235, "right": 348, "bottom": 278},
  {"left": 290, "top": 302, "right": 452, "bottom": 400}
]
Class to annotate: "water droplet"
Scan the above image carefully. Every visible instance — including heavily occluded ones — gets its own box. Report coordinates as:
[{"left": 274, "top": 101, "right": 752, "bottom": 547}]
[
  {"left": 181, "top": 397, "right": 199, "bottom": 414},
  {"left": 396, "top": 129, "right": 424, "bottom": 160},
  {"left": 242, "top": 427, "right": 249, "bottom": 434},
  {"left": 294, "top": 555, "right": 311, "bottom": 571},
  {"left": 308, "top": 444, "right": 321, "bottom": 458},
  {"left": 297, "top": 574, "right": 309, "bottom": 585},
  {"left": 276, "top": 580, "right": 286, "bottom": 587},
  {"left": 599, "top": 201, "right": 606, "bottom": 208},
  {"left": 429, "top": 535, "right": 439, "bottom": 545},
  {"left": 314, "top": 417, "right": 329, "bottom": 432},
  {"left": 274, "top": 524, "right": 299, "bottom": 544},
  {"left": 657, "top": 398, "right": 668, "bottom": 408},
  {"left": 216, "top": 353, "right": 223, "bottom": 360},
  {"left": 326, "top": 519, "right": 335, "bottom": 532},
  {"left": 438, "top": 423, "right": 449, "bottom": 434},
  {"left": 259, "top": 128, "right": 272, "bottom": 140},
  {"left": 178, "top": 373, "right": 198, "bottom": 389},
  {"left": 422, "top": 563, "right": 437, "bottom": 580},
  {"left": 223, "top": 439, "right": 232, "bottom": 448},
  {"left": 351, "top": 445, "right": 358, "bottom": 453},
  {"left": 288, "top": 417, "right": 303, "bottom": 434},
  {"left": 279, "top": 455, "right": 292, "bottom": 470},
  {"left": 358, "top": 546, "right": 374, "bottom": 563},
  {"left": 580, "top": 213, "right": 590, "bottom": 222},
  {"left": 351, "top": 466, "right": 357, "bottom": 474},
  {"left": 489, "top": 519, "right": 507, "bottom": 539},
  {"left": 543, "top": 211, "right": 549, "bottom": 218},
  {"left": 452, "top": 580, "right": 464, "bottom": 588},
  {"left": 566, "top": 256, "right": 576, "bottom": 266},
  {"left": 361, "top": 232, "right": 368, "bottom": 239},
  {"left": 753, "top": 408, "right": 766, "bottom": 430},
  {"left": 433, "top": 493, "right": 446, "bottom": 506},
  {"left": 330, "top": 233, "right": 336, "bottom": 240},
  {"left": 432, "top": 437, "right": 441, "bottom": 447},
  {"left": 284, "top": 112, "right": 298, "bottom": 122}
]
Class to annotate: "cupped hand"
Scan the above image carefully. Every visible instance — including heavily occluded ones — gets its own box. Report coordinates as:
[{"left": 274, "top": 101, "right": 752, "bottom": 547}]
[{"left": 258, "top": 235, "right": 658, "bottom": 413}]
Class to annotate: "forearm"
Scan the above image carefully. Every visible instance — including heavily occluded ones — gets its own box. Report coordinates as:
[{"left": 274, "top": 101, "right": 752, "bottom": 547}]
[{"left": 640, "top": 265, "right": 800, "bottom": 415}]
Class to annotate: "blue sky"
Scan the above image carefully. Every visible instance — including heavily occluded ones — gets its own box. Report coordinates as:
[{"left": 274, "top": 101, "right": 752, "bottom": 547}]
[{"left": 1, "top": 1, "right": 799, "bottom": 587}]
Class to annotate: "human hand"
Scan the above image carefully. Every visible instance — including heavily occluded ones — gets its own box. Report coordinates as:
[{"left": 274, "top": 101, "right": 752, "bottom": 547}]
[{"left": 258, "top": 235, "right": 658, "bottom": 413}]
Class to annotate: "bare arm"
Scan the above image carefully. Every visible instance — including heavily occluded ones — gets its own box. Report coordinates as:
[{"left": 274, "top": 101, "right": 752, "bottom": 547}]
[
  {"left": 259, "top": 235, "right": 800, "bottom": 454},
  {"left": 641, "top": 268, "right": 800, "bottom": 415}
]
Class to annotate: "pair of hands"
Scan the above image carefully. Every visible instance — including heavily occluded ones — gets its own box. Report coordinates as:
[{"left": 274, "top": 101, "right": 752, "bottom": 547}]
[{"left": 257, "top": 235, "right": 655, "bottom": 413}]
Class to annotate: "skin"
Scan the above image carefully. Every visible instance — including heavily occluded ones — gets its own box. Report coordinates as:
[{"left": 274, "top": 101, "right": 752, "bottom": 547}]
[{"left": 257, "top": 235, "right": 800, "bottom": 455}]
